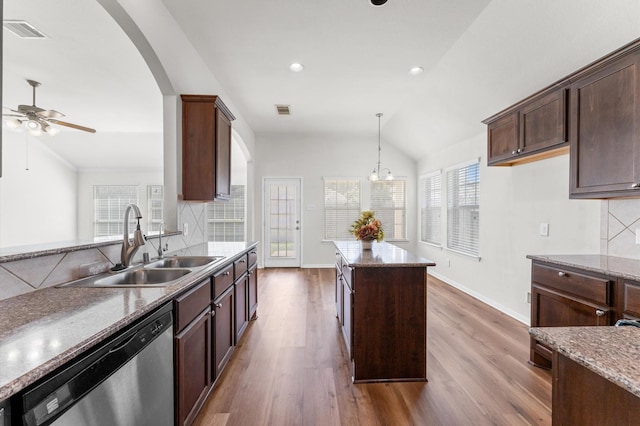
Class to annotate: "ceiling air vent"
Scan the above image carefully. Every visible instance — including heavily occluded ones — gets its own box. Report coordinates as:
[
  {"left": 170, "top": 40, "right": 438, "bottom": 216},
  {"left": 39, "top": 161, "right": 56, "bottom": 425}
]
[
  {"left": 275, "top": 104, "right": 291, "bottom": 115},
  {"left": 3, "top": 20, "right": 47, "bottom": 39}
]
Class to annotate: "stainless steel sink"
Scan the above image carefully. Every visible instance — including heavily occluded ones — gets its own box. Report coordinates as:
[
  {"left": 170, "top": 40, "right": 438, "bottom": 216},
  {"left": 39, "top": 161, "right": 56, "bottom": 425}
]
[
  {"left": 93, "top": 268, "right": 192, "bottom": 286},
  {"left": 144, "top": 255, "right": 225, "bottom": 269}
]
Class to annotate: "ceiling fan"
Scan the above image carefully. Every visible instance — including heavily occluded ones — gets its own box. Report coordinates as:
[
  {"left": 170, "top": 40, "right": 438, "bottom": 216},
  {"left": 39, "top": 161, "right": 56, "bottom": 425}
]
[{"left": 3, "top": 79, "right": 96, "bottom": 135}]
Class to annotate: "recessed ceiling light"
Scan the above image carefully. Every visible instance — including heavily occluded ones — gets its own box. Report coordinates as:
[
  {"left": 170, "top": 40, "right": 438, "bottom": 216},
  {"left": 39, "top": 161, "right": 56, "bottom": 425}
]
[
  {"left": 409, "top": 66, "right": 424, "bottom": 76},
  {"left": 290, "top": 63, "right": 304, "bottom": 72}
]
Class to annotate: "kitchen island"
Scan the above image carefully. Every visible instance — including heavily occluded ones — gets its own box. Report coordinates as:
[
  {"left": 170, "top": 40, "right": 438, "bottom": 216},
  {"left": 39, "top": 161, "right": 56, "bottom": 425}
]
[
  {"left": 333, "top": 241, "right": 436, "bottom": 383},
  {"left": 530, "top": 326, "right": 640, "bottom": 425}
]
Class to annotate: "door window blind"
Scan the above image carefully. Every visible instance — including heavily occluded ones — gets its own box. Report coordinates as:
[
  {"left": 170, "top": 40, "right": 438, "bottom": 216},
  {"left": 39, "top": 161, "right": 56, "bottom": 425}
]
[
  {"left": 370, "top": 179, "right": 406, "bottom": 240},
  {"left": 420, "top": 172, "right": 441, "bottom": 245},
  {"left": 94, "top": 185, "right": 139, "bottom": 238},
  {"left": 446, "top": 160, "right": 480, "bottom": 257},
  {"left": 324, "top": 178, "right": 361, "bottom": 240}
]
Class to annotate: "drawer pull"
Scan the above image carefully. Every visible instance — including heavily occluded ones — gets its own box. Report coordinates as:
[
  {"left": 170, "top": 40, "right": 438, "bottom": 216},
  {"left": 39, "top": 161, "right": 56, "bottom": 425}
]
[
  {"left": 558, "top": 271, "right": 567, "bottom": 277},
  {"left": 223, "top": 271, "right": 230, "bottom": 276},
  {"left": 512, "top": 150, "right": 517, "bottom": 155},
  {"left": 215, "top": 302, "right": 223, "bottom": 309},
  {"left": 239, "top": 259, "right": 246, "bottom": 263},
  {"left": 631, "top": 183, "right": 640, "bottom": 189},
  {"left": 595, "top": 309, "right": 605, "bottom": 317}
]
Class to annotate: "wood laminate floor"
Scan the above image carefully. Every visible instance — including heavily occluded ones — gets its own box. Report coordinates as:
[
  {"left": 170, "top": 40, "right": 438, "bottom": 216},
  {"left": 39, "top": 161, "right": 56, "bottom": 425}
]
[{"left": 194, "top": 268, "right": 551, "bottom": 426}]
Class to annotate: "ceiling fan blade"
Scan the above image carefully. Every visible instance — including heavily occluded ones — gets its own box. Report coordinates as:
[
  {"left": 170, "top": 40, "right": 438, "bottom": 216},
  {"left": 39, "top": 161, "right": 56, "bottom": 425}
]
[
  {"left": 37, "top": 109, "right": 65, "bottom": 119},
  {"left": 2, "top": 114, "right": 25, "bottom": 118},
  {"left": 49, "top": 119, "right": 96, "bottom": 133},
  {"left": 3, "top": 107, "right": 24, "bottom": 115}
]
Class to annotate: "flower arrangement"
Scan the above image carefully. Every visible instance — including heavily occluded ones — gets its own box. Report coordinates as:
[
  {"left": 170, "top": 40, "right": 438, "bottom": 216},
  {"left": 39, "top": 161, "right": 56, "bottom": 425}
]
[{"left": 349, "top": 211, "right": 384, "bottom": 242}]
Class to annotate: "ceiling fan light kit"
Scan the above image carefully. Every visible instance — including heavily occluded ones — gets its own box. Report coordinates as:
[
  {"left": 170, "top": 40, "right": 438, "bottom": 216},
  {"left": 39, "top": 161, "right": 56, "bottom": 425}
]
[{"left": 3, "top": 79, "right": 96, "bottom": 136}]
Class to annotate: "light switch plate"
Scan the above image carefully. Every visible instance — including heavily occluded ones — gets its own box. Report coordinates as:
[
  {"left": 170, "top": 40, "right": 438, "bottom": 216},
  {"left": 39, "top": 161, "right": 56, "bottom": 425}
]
[
  {"left": 636, "top": 229, "right": 640, "bottom": 245},
  {"left": 183, "top": 223, "right": 189, "bottom": 236},
  {"left": 539, "top": 223, "right": 549, "bottom": 237}
]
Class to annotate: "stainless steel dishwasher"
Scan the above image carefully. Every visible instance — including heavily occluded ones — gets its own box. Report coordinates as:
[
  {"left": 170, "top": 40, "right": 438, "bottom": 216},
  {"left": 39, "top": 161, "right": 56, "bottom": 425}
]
[{"left": 19, "top": 303, "right": 174, "bottom": 426}]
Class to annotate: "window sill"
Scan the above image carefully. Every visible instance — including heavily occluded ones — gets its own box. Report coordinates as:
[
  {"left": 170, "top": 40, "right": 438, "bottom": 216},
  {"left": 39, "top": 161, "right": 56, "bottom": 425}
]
[{"left": 445, "top": 247, "right": 481, "bottom": 261}]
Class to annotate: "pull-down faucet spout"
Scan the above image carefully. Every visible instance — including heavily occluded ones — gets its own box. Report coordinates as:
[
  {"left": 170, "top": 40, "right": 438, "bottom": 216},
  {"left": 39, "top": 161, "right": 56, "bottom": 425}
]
[{"left": 115, "top": 204, "right": 145, "bottom": 270}]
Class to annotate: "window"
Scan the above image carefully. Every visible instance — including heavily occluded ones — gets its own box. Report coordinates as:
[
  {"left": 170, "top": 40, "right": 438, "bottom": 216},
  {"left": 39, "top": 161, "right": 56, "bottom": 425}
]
[
  {"left": 371, "top": 179, "right": 406, "bottom": 240},
  {"left": 446, "top": 160, "right": 480, "bottom": 257},
  {"left": 419, "top": 171, "right": 441, "bottom": 246},
  {"left": 323, "top": 178, "right": 361, "bottom": 240},
  {"left": 207, "top": 185, "right": 246, "bottom": 241},
  {"left": 94, "top": 185, "right": 139, "bottom": 238},
  {"left": 147, "top": 185, "right": 164, "bottom": 234}
]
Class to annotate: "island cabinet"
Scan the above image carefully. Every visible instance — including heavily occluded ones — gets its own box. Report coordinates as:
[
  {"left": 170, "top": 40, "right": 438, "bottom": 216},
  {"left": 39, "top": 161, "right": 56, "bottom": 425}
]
[
  {"left": 484, "top": 85, "right": 569, "bottom": 166},
  {"left": 569, "top": 48, "right": 640, "bottom": 198},
  {"left": 334, "top": 241, "right": 435, "bottom": 383},
  {"left": 616, "top": 279, "right": 640, "bottom": 320},
  {"left": 181, "top": 95, "right": 235, "bottom": 201},
  {"left": 530, "top": 261, "right": 614, "bottom": 368},
  {"left": 553, "top": 350, "right": 640, "bottom": 425},
  {"left": 174, "top": 278, "right": 212, "bottom": 426}
]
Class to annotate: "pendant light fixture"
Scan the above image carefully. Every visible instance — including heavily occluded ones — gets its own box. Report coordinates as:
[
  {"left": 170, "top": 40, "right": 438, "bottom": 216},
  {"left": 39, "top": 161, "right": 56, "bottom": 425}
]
[{"left": 369, "top": 113, "right": 393, "bottom": 181}]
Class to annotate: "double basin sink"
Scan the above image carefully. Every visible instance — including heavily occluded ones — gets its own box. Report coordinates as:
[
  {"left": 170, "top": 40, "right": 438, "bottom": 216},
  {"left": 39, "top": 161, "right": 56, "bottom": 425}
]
[{"left": 62, "top": 256, "right": 225, "bottom": 288}]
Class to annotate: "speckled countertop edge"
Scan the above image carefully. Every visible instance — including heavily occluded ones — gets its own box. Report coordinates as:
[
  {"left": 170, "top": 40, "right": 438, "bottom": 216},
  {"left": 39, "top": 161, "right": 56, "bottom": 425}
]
[
  {"left": 0, "top": 241, "right": 258, "bottom": 400},
  {"left": 333, "top": 241, "right": 436, "bottom": 267},
  {"left": 530, "top": 326, "right": 640, "bottom": 397},
  {"left": 527, "top": 254, "right": 640, "bottom": 281}
]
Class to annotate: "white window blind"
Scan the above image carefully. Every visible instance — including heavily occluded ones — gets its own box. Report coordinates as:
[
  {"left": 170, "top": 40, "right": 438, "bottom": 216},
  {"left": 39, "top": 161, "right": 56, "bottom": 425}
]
[
  {"left": 147, "top": 185, "right": 164, "bottom": 234},
  {"left": 94, "top": 185, "right": 139, "bottom": 238},
  {"left": 420, "top": 172, "right": 441, "bottom": 245},
  {"left": 324, "top": 178, "right": 361, "bottom": 240},
  {"left": 370, "top": 179, "right": 406, "bottom": 240},
  {"left": 207, "top": 185, "right": 246, "bottom": 242},
  {"left": 446, "top": 160, "right": 480, "bottom": 257}
]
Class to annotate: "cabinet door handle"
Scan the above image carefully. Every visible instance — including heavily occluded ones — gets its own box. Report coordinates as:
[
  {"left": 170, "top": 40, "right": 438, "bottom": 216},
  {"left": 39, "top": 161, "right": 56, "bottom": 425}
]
[
  {"left": 558, "top": 271, "right": 567, "bottom": 277},
  {"left": 631, "top": 183, "right": 640, "bottom": 189},
  {"left": 595, "top": 309, "right": 605, "bottom": 317},
  {"left": 223, "top": 271, "right": 230, "bottom": 276},
  {"left": 239, "top": 259, "right": 246, "bottom": 263},
  {"left": 215, "top": 302, "right": 223, "bottom": 309},
  {"left": 512, "top": 150, "right": 517, "bottom": 155}
]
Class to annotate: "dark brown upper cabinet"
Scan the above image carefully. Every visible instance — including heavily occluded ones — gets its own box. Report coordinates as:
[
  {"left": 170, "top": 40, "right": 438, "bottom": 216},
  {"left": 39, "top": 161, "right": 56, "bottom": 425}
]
[
  {"left": 181, "top": 95, "right": 235, "bottom": 201},
  {"left": 484, "top": 85, "right": 569, "bottom": 166},
  {"left": 569, "top": 49, "right": 640, "bottom": 198}
]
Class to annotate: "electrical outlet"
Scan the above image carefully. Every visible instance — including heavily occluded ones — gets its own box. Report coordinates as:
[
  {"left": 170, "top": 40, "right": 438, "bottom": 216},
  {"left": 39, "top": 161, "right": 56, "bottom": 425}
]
[
  {"left": 527, "top": 292, "right": 531, "bottom": 304},
  {"left": 447, "top": 258, "right": 451, "bottom": 267},
  {"left": 183, "top": 223, "right": 189, "bottom": 236},
  {"left": 539, "top": 223, "right": 549, "bottom": 237},
  {"left": 636, "top": 229, "right": 640, "bottom": 245}
]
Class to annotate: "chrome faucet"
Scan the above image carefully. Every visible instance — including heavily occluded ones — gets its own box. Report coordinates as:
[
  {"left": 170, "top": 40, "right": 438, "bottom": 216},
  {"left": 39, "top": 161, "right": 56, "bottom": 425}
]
[
  {"left": 117, "top": 204, "right": 145, "bottom": 269},
  {"left": 157, "top": 222, "right": 165, "bottom": 259}
]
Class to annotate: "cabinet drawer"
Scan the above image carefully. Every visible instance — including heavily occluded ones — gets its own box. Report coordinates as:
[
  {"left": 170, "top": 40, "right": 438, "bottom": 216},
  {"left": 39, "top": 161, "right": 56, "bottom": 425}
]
[
  {"left": 174, "top": 278, "right": 211, "bottom": 333},
  {"left": 532, "top": 264, "right": 610, "bottom": 305},
  {"left": 234, "top": 255, "right": 248, "bottom": 279},
  {"left": 623, "top": 281, "right": 640, "bottom": 318},
  {"left": 248, "top": 249, "right": 257, "bottom": 268},
  {"left": 212, "top": 264, "right": 234, "bottom": 298}
]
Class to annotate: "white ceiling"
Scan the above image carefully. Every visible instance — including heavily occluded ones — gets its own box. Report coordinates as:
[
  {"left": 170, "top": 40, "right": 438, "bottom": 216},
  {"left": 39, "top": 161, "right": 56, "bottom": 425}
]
[{"left": 3, "top": 0, "right": 640, "bottom": 168}]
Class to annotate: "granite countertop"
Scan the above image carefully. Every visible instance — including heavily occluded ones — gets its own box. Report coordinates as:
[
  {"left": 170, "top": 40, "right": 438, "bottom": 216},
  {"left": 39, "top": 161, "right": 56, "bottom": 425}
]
[
  {"left": 0, "top": 241, "right": 257, "bottom": 400},
  {"left": 527, "top": 254, "right": 640, "bottom": 281},
  {"left": 333, "top": 241, "right": 436, "bottom": 267},
  {"left": 530, "top": 326, "right": 640, "bottom": 397}
]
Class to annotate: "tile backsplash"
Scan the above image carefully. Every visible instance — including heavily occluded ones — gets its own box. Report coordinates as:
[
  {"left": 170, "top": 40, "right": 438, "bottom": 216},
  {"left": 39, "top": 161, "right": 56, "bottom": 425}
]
[
  {"left": 601, "top": 199, "right": 640, "bottom": 259},
  {"left": 0, "top": 200, "right": 209, "bottom": 301}
]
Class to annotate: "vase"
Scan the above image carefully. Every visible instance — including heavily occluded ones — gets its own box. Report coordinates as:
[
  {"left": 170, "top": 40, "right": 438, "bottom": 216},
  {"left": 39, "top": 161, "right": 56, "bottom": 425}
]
[{"left": 362, "top": 240, "right": 373, "bottom": 250}]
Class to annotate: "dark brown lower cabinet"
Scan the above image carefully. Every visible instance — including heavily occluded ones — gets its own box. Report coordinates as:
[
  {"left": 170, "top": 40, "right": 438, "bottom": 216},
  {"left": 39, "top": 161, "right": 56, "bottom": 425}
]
[
  {"left": 175, "top": 309, "right": 212, "bottom": 426},
  {"left": 235, "top": 274, "right": 249, "bottom": 342},
  {"left": 248, "top": 265, "right": 258, "bottom": 320},
  {"left": 553, "top": 351, "right": 640, "bottom": 425},
  {"left": 213, "top": 285, "right": 235, "bottom": 379}
]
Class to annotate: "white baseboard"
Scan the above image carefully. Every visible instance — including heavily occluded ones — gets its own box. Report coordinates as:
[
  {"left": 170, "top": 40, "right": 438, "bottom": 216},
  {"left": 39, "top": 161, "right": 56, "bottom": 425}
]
[{"left": 428, "top": 271, "right": 530, "bottom": 326}]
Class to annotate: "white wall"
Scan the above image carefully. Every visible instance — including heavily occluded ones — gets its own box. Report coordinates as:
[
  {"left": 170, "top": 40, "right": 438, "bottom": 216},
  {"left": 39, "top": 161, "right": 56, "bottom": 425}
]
[
  {"left": 255, "top": 133, "right": 417, "bottom": 267},
  {"left": 0, "top": 131, "right": 77, "bottom": 248},
  {"left": 416, "top": 133, "right": 601, "bottom": 323}
]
